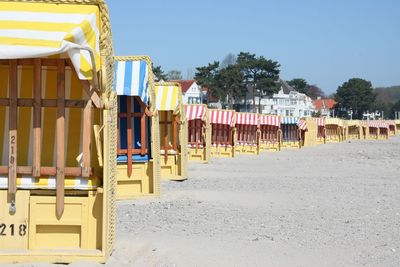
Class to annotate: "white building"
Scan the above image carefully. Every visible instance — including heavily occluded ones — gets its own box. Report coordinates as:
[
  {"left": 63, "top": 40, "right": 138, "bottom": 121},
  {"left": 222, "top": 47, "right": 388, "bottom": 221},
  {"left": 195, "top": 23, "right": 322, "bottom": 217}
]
[
  {"left": 250, "top": 80, "right": 315, "bottom": 117},
  {"left": 173, "top": 80, "right": 202, "bottom": 104}
]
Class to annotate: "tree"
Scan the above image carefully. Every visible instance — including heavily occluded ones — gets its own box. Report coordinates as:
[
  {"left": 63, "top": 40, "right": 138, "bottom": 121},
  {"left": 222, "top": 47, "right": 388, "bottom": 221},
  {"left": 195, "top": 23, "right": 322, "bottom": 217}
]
[
  {"left": 214, "top": 64, "right": 244, "bottom": 108},
  {"left": 166, "top": 70, "right": 182, "bottom": 80},
  {"left": 308, "top": 85, "right": 325, "bottom": 99},
  {"left": 287, "top": 78, "right": 309, "bottom": 95},
  {"left": 236, "top": 52, "right": 280, "bottom": 112},
  {"left": 152, "top": 64, "right": 167, "bottom": 82},
  {"left": 334, "top": 78, "right": 376, "bottom": 119},
  {"left": 391, "top": 99, "right": 400, "bottom": 119},
  {"left": 194, "top": 61, "right": 220, "bottom": 89},
  {"left": 220, "top": 53, "right": 236, "bottom": 69}
]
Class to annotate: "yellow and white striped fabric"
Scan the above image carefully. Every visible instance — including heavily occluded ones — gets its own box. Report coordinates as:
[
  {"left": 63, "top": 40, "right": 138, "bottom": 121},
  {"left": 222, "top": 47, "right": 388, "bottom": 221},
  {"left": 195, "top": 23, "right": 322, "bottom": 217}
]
[
  {"left": 325, "top": 118, "right": 342, "bottom": 126},
  {"left": 155, "top": 84, "right": 180, "bottom": 112},
  {"left": 0, "top": 2, "right": 100, "bottom": 80},
  {"left": 0, "top": 176, "right": 100, "bottom": 190},
  {"left": 0, "top": 65, "right": 101, "bottom": 189}
]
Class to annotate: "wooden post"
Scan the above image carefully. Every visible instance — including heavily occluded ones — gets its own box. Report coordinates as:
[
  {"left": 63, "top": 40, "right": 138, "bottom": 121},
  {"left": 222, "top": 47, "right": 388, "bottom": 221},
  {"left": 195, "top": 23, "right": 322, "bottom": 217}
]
[
  {"left": 140, "top": 106, "right": 146, "bottom": 156},
  {"left": 172, "top": 115, "right": 178, "bottom": 150},
  {"left": 33, "top": 59, "right": 42, "bottom": 177},
  {"left": 81, "top": 81, "right": 92, "bottom": 178},
  {"left": 126, "top": 97, "right": 133, "bottom": 177},
  {"left": 8, "top": 59, "right": 17, "bottom": 195},
  {"left": 56, "top": 60, "right": 65, "bottom": 218},
  {"left": 164, "top": 112, "right": 168, "bottom": 160}
]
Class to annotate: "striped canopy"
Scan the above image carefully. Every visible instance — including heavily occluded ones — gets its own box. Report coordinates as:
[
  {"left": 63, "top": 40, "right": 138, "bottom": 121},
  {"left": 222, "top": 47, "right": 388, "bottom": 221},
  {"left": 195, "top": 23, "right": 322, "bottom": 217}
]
[
  {"left": 185, "top": 104, "right": 207, "bottom": 121},
  {"left": 347, "top": 120, "right": 361, "bottom": 127},
  {"left": 281, "top": 117, "right": 299, "bottom": 125},
  {"left": 259, "top": 115, "right": 280, "bottom": 127},
  {"left": 325, "top": 118, "right": 342, "bottom": 126},
  {"left": 313, "top": 117, "right": 325, "bottom": 126},
  {"left": 386, "top": 120, "right": 396, "bottom": 127},
  {"left": 0, "top": 2, "right": 100, "bottom": 80},
  {"left": 155, "top": 83, "right": 180, "bottom": 112},
  {"left": 114, "top": 58, "right": 149, "bottom": 104},
  {"left": 235, "top": 112, "right": 259, "bottom": 126},
  {"left": 369, "top": 120, "right": 389, "bottom": 129},
  {"left": 209, "top": 109, "right": 235, "bottom": 126},
  {"left": 297, "top": 119, "right": 307, "bottom": 130}
]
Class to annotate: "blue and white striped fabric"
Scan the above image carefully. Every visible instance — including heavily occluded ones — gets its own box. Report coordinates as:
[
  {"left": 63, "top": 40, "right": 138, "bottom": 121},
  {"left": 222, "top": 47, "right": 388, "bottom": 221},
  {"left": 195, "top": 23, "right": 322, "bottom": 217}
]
[
  {"left": 281, "top": 117, "right": 299, "bottom": 125},
  {"left": 114, "top": 59, "right": 149, "bottom": 104}
]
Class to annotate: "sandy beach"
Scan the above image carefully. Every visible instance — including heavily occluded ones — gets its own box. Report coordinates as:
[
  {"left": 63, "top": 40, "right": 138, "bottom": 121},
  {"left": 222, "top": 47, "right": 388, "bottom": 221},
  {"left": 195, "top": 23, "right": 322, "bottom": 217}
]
[{"left": 9, "top": 136, "right": 400, "bottom": 267}]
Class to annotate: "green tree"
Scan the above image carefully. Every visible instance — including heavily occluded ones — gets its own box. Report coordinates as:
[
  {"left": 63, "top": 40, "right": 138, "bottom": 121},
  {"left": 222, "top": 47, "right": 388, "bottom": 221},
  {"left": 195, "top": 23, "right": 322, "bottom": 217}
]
[
  {"left": 334, "top": 78, "right": 376, "bottom": 119},
  {"left": 391, "top": 99, "right": 400, "bottom": 119},
  {"left": 152, "top": 64, "right": 167, "bottom": 82},
  {"left": 167, "top": 70, "right": 183, "bottom": 80},
  {"left": 194, "top": 61, "right": 220, "bottom": 89},
  {"left": 287, "top": 78, "right": 309, "bottom": 94},
  {"left": 308, "top": 85, "right": 325, "bottom": 99},
  {"left": 214, "top": 64, "right": 244, "bottom": 108},
  {"left": 236, "top": 52, "right": 280, "bottom": 112}
]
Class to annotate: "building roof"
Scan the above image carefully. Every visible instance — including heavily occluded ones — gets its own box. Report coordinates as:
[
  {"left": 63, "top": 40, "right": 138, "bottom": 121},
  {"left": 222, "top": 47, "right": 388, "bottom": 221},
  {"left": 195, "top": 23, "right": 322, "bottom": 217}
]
[
  {"left": 313, "top": 98, "right": 336, "bottom": 110},
  {"left": 280, "top": 79, "right": 296, "bottom": 94},
  {"left": 170, "top": 80, "right": 196, "bottom": 93}
]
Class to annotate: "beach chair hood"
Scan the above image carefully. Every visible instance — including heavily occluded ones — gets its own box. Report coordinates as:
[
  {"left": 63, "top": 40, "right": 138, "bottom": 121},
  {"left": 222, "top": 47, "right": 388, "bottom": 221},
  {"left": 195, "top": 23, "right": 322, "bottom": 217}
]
[
  {"left": 114, "top": 57, "right": 150, "bottom": 104},
  {"left": 260, "top": 115, "right": 280, "bottom": 127},
  {"left": 209, "top": 109, "right": 235, "bottom": 127},
  {"left": 0, "top": 2, "right": 101, "bottom": 80},
  {"left": 235, "top": 113, "right": 259, "bottom": 126},
  {"left": 155, "top": 82, "right": 181, "bottom": 115},
  {"left": 185, "top": 104, "right": 207, "bottom": 121}
]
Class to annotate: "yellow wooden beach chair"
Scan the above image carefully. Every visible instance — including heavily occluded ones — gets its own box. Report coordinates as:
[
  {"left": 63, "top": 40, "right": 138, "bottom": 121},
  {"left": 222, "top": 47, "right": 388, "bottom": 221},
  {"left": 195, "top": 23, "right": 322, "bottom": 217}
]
[
  {"left": 300, "top": 118, "right": 318, "bottom": 147},
  {"left": 114, "top": 56, "right": 160, "bottom": 199},
  {"left": 324, "top": 118, "right": 344, "bottom": 143},
  {"left": 347, "top": 120, "right": 362, "bottom": 139},
  {"left": 259, "top": 115, "right": 281, "bottom": 152},
  {"left": 209, "top": 109, "right": 236, "bottom": 158},
  {"left": 0, "top": 0, "right": 116, "bottom": 263},
  {"left": 185, "top": 104, "right": 211, "bottom": 163},
  {"left": 155, "top": 82, "right": 188, "bottom": 181},
  {"left": 234, "top": 112, "right": 260, "bottom": 155}
]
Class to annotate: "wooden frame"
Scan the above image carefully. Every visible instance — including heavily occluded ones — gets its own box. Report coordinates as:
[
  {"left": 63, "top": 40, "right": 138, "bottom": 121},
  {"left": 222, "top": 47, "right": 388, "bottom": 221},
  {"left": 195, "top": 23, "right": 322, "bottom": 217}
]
[
  {"left": 188, "top": 119, "right": 205, "bottom": 148},
  {"left": 159, "top": 110, "right": 180, "bottom": 159},
  {"left": 211, "top": 124, "right": 233, "bottom": 146},
  {"left": 117, "top": 96, "right": 150, "bottom": 177},
  {"left": 0, "top": 58, "right": 99, "bottom": 217}
]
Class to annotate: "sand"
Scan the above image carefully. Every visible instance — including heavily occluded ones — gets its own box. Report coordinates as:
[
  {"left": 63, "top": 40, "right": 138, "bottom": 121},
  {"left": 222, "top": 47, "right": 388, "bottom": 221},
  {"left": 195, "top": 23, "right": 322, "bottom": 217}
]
[{"left": 8, "top": 136, "right": 400, "bottom": 267}]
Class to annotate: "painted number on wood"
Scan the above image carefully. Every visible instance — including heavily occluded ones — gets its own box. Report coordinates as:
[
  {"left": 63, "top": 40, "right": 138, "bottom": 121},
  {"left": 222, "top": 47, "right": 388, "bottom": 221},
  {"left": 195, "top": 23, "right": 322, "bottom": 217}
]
[{"left": 0, "top": 223, "right": 27, "bottom": 236}]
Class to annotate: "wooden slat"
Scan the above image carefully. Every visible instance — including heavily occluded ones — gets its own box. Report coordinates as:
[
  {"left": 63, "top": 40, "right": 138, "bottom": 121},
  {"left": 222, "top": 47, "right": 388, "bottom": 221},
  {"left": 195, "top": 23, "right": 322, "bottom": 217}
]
[
  {"left": 126, "top": 97, "right": 133, "bottom": 177},
  {"left": 56, "top": 60, "right": 65, "bottom": 217},
  {"left": 8, "top": 59, "right": 17, "bottom": 195},
  {"left": 0, "top": 98, "right": 87, "bottom": 108},
  {"left": 82, "top": 82, "right": 92, "bottom": 178},
  {"left": 33, "top": 59, "right": 41, "bottom": 177},
  {"left": 164, "top": 112, "right": 169, "bottom": 159},
  {"left": 0, "top": 58, "right": 72, "bottom": 67},
  {"left": 0, "top": 166, "right": 93, "bottom": 176},
  {"left": 172, "top": 115, "right": 178, "bottom": 150},
  {"left": 140, "top": 107, "right": 146, "bottom": 156}
]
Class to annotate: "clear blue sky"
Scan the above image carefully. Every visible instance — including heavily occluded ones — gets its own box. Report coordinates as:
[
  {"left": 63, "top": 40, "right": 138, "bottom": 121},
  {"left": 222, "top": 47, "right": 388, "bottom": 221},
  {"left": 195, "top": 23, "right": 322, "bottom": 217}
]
[{"left": 108, "top": 0, "right": 400, "bottom": 94}]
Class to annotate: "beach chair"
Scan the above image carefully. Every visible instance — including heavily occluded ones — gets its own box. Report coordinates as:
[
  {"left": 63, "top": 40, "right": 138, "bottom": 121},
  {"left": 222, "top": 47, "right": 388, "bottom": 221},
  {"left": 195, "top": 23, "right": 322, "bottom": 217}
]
[
  {"left": 395, "top": 120, "right": 400, "bottom": 135},
  {"left": 259, "top": 115, "right": 281, "bottom": 152},
  {"left": 209, "top": 109, "right": 236, "bottom": 158},
  {"left": 280, "top": 117, "right": 301, "bottom": 148},
  {"left": 185, "top": 104, "right": 211, "bottom": 163},
  {"left": 235, "top": 112, "right": 260, "bottom": 155},
  {"left": 367, "top": 121, "right": 379, "bottom": 140},
  {"left": 313, "top": 117, "right": 326, "bottom": 144},
  {"left": 347, "top": 120, "right": 361, "bottom": 139},
  {"left": 361, "top": 120, "right": 370, "bottom": 139},
  {"left": 387, "top": 121, "right": 396, "bottom": 136},
  {"left": 324, "top": 118, "right": 343, "bottom": 143},
  {"left": 0, "top": 0, "right": 115, "bottom": 263},
  {"left": 114, "top": 56, "right": 160, "bottom": 199},
  {"left": 300, "top": 118, "right": 318, "bottom": 147},
  {"left": 377, "top": 121, "right": 389, "bottom": 140},
  {"left": 155, "top": 82, "right": 188, "bottom": 180}
]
